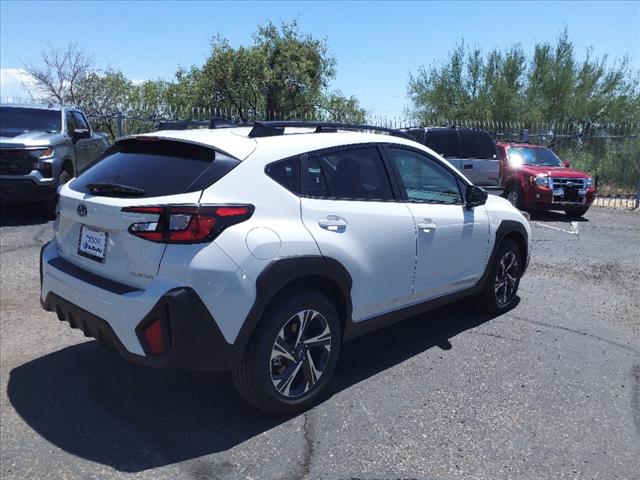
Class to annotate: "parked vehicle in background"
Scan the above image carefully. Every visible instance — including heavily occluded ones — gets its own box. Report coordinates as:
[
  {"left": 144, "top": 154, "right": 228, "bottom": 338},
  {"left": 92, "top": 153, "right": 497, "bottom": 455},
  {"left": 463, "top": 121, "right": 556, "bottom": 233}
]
[
  {"left": 40, "top": 120, "right": 530, "bottom": 415},
  {"left": 401, "top": 126, "right": 501, "bottom": 190},
  {"left": 496, "top": 142, "right": 596, "bottom": 218},
  {"left": 0, "top": 104, "right": 109, "bottom": 215}
]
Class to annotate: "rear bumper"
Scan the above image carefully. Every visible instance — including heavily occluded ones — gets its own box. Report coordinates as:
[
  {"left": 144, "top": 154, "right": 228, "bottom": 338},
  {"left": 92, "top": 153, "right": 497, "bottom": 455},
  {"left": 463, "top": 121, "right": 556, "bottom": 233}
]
[
  {"left": 1, "top": 179, "right": 57, "bottom": 203},
  {"left": 40, "top": 242, "right": 245, "bottom": 370}
]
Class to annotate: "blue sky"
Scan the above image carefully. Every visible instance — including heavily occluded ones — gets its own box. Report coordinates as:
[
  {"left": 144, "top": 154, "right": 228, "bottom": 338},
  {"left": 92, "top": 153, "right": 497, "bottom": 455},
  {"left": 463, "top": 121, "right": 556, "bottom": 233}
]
[{"left": 1, "top": 1, "right": 638, "bottom": 118}]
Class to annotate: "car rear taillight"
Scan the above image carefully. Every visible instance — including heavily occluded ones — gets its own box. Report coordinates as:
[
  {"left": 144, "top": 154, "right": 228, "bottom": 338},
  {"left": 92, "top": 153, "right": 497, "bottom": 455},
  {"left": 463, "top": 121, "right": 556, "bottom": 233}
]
[{"left": 122, "top": 204, "right": 254, "bottom": 244}]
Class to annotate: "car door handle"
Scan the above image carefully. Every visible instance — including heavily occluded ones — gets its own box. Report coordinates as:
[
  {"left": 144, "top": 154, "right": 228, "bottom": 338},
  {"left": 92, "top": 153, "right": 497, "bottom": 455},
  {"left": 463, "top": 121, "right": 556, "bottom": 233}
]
[
  {"left": 417, "top": 219, "right": 437, "bottom": 233},
  {"left": 318, "top": 215, "right": 347, "bottom": 232},
  {"left": 463, "top": 164, "right": 473, "bottom": 169}
]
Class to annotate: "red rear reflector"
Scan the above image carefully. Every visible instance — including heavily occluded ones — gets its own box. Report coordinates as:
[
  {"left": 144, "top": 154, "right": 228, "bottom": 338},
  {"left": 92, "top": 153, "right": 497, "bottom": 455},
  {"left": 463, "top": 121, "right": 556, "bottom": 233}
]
[
  {"left": 216, "top": 206, "right": 250, "bottom": 217},
  {"left": 143, "top": 319, "right": 164, "bottom": 355},
  {"left": 135, "top": 231, "right": 164, "bottom": 241},
  {"left": 122, "top": 206, "right": 164, "bottom": 214}
]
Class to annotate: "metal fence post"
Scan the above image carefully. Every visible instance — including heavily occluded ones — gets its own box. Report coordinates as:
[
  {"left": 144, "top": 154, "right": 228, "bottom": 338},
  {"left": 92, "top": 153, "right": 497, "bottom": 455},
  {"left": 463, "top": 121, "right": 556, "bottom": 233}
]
[{"left": 116, "top": 111, "right": 124, "bottom": 138}]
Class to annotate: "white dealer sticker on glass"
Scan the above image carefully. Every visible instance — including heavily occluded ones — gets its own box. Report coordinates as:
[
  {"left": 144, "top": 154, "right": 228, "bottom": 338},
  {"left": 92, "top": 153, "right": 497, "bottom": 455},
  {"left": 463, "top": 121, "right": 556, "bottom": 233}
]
[{"left": 78, "top": 225, "right": 107, "bottom": 261}]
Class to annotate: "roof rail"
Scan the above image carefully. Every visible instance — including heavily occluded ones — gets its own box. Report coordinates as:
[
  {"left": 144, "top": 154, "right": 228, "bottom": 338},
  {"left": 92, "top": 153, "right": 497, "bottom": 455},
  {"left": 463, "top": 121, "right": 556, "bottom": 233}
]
[
  {"left": 209, "top": 117, "right": 239, "bottom": 128},
  {"left": 157, "top": 117, "right": 241, "bottom": 131},
  {"left": 157, "top": 120, "right": 210, "bottom": 131},
  {"left": 247, "top": 121, "right": 411, "bottom": 139}
]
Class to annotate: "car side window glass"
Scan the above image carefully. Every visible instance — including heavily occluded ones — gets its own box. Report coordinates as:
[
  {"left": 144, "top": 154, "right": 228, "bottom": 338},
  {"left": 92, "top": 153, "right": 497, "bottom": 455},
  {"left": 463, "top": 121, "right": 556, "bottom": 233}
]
[
  {"left": 265, "top": 157, "right": 300, "bottom": 194},
  {"left": 66, "top": 112, "right": 77, "bottom": 134},
  {"left": 424, "top": 130, "right": 460, "bottom": 158},
  {"left": 301, "top": 156, "right": 330, "bottom": 197},
  {"left": 388, "top": 148, "right": 463, "bottom": 204},
  {"left": 310, "top": 147, "right": 393, "bottom": 201},
  {"left": 72, "top": 112, "right": 89, "bottom": 130},
  {"left": 459, "top": 130, "right": 497, "bottom": 159}
]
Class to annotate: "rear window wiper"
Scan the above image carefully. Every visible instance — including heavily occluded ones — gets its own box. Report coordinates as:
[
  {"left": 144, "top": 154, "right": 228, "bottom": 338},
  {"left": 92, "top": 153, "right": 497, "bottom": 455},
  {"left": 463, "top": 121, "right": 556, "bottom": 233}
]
[{"left": 86, "top": 182, "right": 146, "bottom": 197}]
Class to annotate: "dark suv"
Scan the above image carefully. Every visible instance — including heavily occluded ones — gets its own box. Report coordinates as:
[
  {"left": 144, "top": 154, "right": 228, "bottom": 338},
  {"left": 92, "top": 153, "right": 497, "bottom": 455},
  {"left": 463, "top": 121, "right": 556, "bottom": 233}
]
[{"left": 402, "top": 127, "right": 500, "bottom": 189}]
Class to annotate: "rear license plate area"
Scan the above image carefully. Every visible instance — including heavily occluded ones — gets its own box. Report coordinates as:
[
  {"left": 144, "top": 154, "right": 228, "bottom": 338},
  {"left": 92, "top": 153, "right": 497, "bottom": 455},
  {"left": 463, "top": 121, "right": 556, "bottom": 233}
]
[{"left": 78, "top": 225, "right": 107, "bottom": 262}]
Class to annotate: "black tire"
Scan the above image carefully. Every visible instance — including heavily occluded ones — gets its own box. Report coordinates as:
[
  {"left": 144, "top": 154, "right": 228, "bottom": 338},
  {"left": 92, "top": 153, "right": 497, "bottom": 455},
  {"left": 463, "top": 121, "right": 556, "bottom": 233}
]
[
  {"left": 565, "top": 208, "right": 588, "bottom": 219},
  {"left": 504, "top": 184, "right": 523, "bottom": 210},
  {"left": 476, "top": 239, "right": 522, "bottom": 314},
  {"left": 44, "top": 169, "right": 73, "bottom": 219},
  {"left": 232, "top": 288, "right": 341, "bottom": 415}
]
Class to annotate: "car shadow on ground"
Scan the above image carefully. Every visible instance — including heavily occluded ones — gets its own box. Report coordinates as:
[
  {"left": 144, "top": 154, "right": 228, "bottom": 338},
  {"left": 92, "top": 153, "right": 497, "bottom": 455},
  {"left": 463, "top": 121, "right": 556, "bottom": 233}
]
[
  {"left": 528, "top": 210, "right": 590, "bottom": 223},
  {"left": 0, "top": 203, "right": 53, "bottom": 227},
  {"left": 7, "top": 298, "right": 513, "bottom": 472}
]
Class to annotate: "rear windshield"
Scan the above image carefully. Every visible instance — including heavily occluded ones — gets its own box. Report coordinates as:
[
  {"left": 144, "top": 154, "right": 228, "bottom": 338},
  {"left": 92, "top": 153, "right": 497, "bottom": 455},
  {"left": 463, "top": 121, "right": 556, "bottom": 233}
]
[
  {"left": 459, "top": 130, "right": 497, "bottom": 159},
  {"left": 424, "top": 130, "right": 460, "bottom": 158},
  {"left": 0, "top": 107, "right": 62, "bottom": 135},
  {"left": 70, "top": 138, "right": 239, "bottom": 198}
]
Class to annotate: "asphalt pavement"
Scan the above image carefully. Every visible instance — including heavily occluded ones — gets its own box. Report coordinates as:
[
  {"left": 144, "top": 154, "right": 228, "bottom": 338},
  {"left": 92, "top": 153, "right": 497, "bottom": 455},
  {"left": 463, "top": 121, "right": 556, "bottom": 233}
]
[{"left": 1, "top": 203, "right": 638, "bottom": 480}]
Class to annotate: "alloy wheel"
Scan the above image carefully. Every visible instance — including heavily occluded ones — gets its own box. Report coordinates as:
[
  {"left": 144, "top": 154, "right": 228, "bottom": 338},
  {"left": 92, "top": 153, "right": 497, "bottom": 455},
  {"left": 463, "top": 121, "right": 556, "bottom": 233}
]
[
  {"left": 494, "top": 251, "right": 519, "bottom": 306},
  {"left": 270, "top": 309, "right": 332, "bottom": 398}
]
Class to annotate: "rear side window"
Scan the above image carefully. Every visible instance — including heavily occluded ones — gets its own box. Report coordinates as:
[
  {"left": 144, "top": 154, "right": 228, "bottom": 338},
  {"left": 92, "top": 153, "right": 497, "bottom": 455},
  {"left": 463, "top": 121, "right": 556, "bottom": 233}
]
[
  {"left": 304, "top": 147, "right": 393, "bottom": 201},
  {"left": 459, "top": 130, "right": 497, "bottom": 159},
  {"left": 424, "top": 130, "right": 460, "bottom": 158},
  {"left": 265, "top": 157, "right": 300, "bottom": 194},
  {"left": 70, "top": 139, "right": 239, "bottom": 198}
]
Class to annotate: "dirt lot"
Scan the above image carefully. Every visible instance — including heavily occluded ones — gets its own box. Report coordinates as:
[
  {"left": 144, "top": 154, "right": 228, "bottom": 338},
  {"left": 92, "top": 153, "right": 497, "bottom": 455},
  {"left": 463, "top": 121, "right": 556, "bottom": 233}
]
[{"left": 1, "top": 205, "right": 639, "bottom": 480}]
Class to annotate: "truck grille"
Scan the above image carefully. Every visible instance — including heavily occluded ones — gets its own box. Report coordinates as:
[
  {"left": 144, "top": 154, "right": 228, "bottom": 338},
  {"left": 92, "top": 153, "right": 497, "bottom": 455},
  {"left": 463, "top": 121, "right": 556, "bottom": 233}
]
[
  {"left": 549, "top": 178, "right": 586, "bottom": 189},
  {"left": 0, "top": 149, "right": 35, "bottom": 175},
  {"left": 550, "top": 177, "right": 587, "bottom": 204}
]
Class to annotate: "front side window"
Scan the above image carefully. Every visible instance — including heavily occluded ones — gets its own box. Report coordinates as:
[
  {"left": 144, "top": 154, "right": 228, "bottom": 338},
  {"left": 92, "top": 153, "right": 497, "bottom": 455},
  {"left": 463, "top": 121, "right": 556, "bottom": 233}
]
[
  {"left": 65, "top": 112, "right": 77, "bottom": 134},
  {"left": 72, "top": 111, "right": 90, "bottom": 130},
  {"left": 387, "top": 148, "right": 463, "bottom": 204},
  {"left": 304, "top": 147, "right": 393, "bottom": 201}
]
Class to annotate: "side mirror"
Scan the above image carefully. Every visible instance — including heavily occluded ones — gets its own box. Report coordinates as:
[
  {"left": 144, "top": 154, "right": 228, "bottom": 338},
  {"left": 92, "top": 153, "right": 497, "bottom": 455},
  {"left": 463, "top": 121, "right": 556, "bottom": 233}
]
[
  {"left": 562, "top": 159, "right": 570, "bottom": 168},
  {"left": 465, "top": 185, "right": 488, "bottom": 209},
  {"left": 72, "top": 129, "right": 90, "bottom": 142}
]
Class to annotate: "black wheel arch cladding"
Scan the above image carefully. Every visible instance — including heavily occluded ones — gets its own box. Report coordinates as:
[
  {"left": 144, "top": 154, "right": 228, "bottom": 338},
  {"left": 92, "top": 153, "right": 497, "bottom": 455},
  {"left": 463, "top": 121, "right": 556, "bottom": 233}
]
[{"left": 234, "top": 256, "right": 353, "bottom": 346}]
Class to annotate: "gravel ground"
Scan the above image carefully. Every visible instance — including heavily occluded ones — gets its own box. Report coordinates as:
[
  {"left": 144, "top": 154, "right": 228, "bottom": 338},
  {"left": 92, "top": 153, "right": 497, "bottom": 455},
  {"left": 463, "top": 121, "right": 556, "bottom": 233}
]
[{"left": 1, "top": 204, "right": 639, "bottom": 480}]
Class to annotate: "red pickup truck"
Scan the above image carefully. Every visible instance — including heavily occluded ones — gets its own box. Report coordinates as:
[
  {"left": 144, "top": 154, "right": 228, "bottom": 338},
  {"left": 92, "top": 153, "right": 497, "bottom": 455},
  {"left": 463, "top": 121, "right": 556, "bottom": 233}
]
[{"left": 496, "top": 142, "right": 596, "bottom": 218}]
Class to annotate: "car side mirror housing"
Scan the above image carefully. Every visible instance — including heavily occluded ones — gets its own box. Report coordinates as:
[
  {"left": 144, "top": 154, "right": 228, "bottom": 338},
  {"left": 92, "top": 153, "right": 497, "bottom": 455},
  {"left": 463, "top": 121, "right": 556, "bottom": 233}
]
[
  {"left": 72, "top": 129, "right": 90, "bottom": 142},
  {"left": 562, "top": 159, "right": 570, "bottom": 168},
  {"left": 465, "top": 185, "right": 488, "bottom": 209}
]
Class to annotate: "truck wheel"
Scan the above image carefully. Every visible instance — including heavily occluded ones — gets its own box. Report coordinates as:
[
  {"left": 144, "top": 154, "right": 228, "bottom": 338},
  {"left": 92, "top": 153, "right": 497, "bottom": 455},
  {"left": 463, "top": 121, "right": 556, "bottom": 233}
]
[
  {"left": 44, "top": 169, "right": 72, "bottom": 219},
  {"left": 232, "top": 288, "right": 341, "bottom": 415},
  {"left": 505, "top": 185, "right": 523, "bottom": 209},
  {"left": 476, "top": 239, "right": 522, "bottom": 314},
  {"left": 565, "top": 208, "right": 588, "bottom": 219}
]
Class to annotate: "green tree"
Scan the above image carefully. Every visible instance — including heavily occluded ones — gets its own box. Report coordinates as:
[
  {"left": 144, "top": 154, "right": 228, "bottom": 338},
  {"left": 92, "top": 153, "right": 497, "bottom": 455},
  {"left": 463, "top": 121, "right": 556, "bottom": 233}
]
[
  {"left": 407, "top": 29, "right": 640, "bottom": 126},
  {"left": 171, "top": 20, "right": 362, "bottom": 121}
]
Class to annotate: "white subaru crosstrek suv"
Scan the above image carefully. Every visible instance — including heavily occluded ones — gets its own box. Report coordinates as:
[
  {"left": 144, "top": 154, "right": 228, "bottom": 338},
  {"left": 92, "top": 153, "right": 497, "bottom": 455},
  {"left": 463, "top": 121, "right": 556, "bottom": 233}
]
[{"left": 40, "top": 121, "right": 530, "bottom": 415}]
